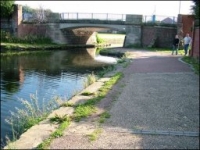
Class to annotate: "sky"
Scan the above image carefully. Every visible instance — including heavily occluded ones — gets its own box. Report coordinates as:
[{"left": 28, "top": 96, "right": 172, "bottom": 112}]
[{"left": 15, "top": 1, "right": 194, "bottom": 17}]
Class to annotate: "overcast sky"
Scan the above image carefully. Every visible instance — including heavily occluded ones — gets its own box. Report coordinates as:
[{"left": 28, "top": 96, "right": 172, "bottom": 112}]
[{"left": 15, "top": 1, "right": 194, "bottom": 17}]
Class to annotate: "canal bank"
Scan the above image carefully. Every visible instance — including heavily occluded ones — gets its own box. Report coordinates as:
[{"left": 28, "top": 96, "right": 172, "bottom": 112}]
[
  {"left": 4, "top": 48, "right": 199, "bottom": 149},
  {"left": 3, "top": 48, "right": 129, "bottom": 149}
]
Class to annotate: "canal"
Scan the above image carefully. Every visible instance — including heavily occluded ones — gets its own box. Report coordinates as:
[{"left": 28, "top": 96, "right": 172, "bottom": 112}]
[{"left": 0, "top": 47, "right": 118, "bottom": 147}]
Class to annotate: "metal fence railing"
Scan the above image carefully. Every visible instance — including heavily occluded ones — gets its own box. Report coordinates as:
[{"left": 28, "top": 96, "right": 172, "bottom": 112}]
[
  {"left": 143, "top": 15, "right": 177, "bottom": 24},
  {"left": 59, "top": 13, "right": 126, "bottom": 21},
  {"left": 22, "top": 12, "right": 178, "bottom": 24}
]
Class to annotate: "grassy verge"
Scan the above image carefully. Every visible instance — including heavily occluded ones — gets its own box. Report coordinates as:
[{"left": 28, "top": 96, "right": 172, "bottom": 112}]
[
  {"left": 36, "top": 72, "right": 123, "bottom": 148},
  {"left": 73, "top": 72, "right": 123, "bottom": 122},
  {"left": 36, "top": 117, "right": 71, "bottom": 149},
  {"left": 181, "top": 56, "right": 199, "bottom": 75},
  {"left": 0, "top": 42, "right": 96, "bottom": 55}
]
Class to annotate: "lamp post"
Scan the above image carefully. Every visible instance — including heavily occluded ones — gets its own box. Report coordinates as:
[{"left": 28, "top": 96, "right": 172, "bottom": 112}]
[{"left": 178, "top": 1, "right": 181, "bottom": 14}]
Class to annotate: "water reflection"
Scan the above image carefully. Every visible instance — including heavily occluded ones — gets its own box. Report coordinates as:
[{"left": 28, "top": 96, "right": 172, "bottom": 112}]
[
  {"left": 69, "top": 47, "right": 118, "bottom": 67},
  {"left": 0, "top": 47, "right": 118, "bottom": 147}
]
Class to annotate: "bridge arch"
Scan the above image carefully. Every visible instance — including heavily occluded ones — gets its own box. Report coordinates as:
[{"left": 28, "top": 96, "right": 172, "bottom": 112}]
[{"left": 46, "top": 14, "right": 143, "bottom": 47}]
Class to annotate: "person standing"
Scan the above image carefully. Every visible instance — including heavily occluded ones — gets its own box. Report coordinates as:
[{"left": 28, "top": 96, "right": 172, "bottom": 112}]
[
  {"left": 172, "top": 34, "right": 180, "bottom": 55},
  {"left": 183, "top": 33, "right": 192, "bottom": 56}
]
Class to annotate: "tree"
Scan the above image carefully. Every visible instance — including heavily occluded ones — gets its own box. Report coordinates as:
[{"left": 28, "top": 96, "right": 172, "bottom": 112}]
[
  {"left": 191, "top": 0, "right": 199, "bottom": 19},
  {"left": 0, "top": 0, "right": 15, "bottom": 18},
  {"left": 22, "top": 4, "right": 34, "bottom": 14}
]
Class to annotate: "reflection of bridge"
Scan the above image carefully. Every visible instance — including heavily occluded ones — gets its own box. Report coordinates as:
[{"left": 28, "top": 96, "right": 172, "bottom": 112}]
[{"left": 45, "top": 13, "right": 143, "bottom": 47}]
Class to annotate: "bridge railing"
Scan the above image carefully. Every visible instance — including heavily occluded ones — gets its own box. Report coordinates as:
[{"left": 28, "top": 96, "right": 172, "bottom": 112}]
[
  {"left": 60, "top": 12, "right": 126, "bottom": 21},
  {"left": 143, "top": 15, "right": 177, "bottom": 24}
]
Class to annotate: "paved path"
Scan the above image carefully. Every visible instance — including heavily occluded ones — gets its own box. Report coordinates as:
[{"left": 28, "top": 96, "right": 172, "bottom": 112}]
[{"left": 50, "top": 49, "right": 199, "bottom": 149}]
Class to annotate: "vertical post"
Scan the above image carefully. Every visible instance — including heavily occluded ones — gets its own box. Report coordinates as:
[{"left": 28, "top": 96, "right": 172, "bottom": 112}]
[
  {"left": 152, "top": 15, "right": 156, "bottom": 23},
  {"left": 179, "top": 1, "right": 181, "bottom": 14},
  {"left": 107, "top": 13, "right": 108, "bottom": 20},
  {"left": 173, "top": 16, "right": 175, "bottom": 24},
  {"left": 145, "top": 16, "right": 147, "bottom": 24},
  {"left": 191, "top": 21, "right": 195, "bottom": 57},
  {"left": 77, "top": 13, "right": 78, "bottom": 20},
  {"left": 92, "top": 13, "right": 93, "bottom": 19}
]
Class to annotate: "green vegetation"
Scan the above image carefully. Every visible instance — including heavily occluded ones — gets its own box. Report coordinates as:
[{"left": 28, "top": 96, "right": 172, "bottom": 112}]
[
  {"left": 5, "top": 92, "right": 62, "bottom": 146},
  {"left": 83, "top": 72, "right": 97, "bottom": 88},
  {"left": 60, "top": 102, "right": 74, "bottom": 107},
  {"left": 97, "top": 65, "right": 116, "bottom": 77},
  {"left": 191, "top": 0, "right": 199, "bottom": 19},
  {"left": 98, "top": 111, "right": 111, "bottom": 124},
  {"left": 1, "top": 30, "right": 53, "bottom": 44},
  {"left": 96, "top": 34, "right": 105, "bottom": 44},
  {"left": 81, "top": 91, "right": 96, "bottom": 96},
  {"left": 73, "top": 104, "right": 96, "bottom": 122},
  {"left": 87, "top": 128, "right": 102, "bottom": 141},
  {"left": 0, "top": 0, "right": 14, "bottom": 18},
  {"left": 0, "top": 48, "right": 53, "bottom": 56},
  {"left": 49, "top": 114, "right": 69, "bottom": 124},
  {"left": 36, "top": 72, "right": 123, "bottom": 147},
  {"left": 37, "top": 118, "right": 70, "bottom": 149},
  {"left": 73, "top": 72, "right": 123, "bottom": 122},
  {"left": 182, "top": 56, "right": 199, "bottom": 75}
]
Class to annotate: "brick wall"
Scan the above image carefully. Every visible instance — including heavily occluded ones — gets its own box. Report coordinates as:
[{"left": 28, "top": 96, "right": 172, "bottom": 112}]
[
  {"left": 18, "top": 24, "right": 48, "bottom": 38},
  {"left": 142, "top": 26, "right": 176, "bottom": 48},
  {"left": 142, "top": 26, "right": 155, "bottom": 47},
  {"left": 191, "top": 27, "right": 199, "bottom": 58},
  {"left": 155, "top": 26, "right": 177, "bottom": 48},
  {"left": 181, "top": 15, "right": 194, "bottom": 37}
]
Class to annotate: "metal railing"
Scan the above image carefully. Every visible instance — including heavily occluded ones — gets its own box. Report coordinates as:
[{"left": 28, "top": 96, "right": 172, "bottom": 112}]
[
  {"left": 143, "top": 15, "right": 177, "bottom": 24},
  {"left": 22, "top": 12, "right": 178, "bottom": 24},
  {"left": 59, "top": 12, "right": 126, "bottom": 21}
]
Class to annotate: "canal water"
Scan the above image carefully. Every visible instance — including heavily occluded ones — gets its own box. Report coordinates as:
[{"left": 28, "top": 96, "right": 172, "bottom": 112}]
[{"left": 0, "top": 48, "right": 118, "bottom": 147}]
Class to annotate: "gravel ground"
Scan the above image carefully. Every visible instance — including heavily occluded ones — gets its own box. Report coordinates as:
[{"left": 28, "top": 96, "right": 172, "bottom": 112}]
[{"left": 50, "top": 49, "right": 199, "bottom": 149}]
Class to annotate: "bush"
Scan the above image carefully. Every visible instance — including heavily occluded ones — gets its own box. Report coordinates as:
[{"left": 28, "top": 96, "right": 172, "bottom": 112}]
[
  {"left": 96, "top": 34, "right": 105, "bottom": 44},
  {"left": 0, "top": 30, "right": 53, "bottom": 44}
]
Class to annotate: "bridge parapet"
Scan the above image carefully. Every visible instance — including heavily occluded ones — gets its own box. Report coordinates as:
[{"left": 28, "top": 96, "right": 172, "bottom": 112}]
[{"left": 126, "top": 15, "right": 143, "bottom": 25}]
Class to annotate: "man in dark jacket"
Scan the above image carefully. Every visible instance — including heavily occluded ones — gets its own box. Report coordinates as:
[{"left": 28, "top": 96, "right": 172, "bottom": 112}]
[{"left": 172, "top": 34, "right": 180, "bottom": 55}]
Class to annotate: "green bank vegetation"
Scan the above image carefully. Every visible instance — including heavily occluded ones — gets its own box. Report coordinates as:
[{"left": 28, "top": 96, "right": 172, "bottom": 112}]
[{"left": 182, "top": 56, "right": 199, "bottom": 75}]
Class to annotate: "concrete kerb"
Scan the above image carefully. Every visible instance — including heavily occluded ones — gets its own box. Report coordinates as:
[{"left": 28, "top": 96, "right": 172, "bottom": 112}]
[
  {"left": 3, "top": 77, "right": 110, "bottom": 149},
  {"left": 178, "top": 57, "right": 196, "bottom": 72}
]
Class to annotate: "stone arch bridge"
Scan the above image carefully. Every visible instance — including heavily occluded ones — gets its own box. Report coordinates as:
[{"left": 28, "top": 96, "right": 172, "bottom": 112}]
[{"left": 45, "top": 14, "right": 143, "bottom": 47}]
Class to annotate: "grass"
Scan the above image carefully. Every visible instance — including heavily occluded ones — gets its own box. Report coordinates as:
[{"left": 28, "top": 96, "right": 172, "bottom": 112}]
[
  {"left": 49, "top": 114, "right": 69, "bottom": 124},
  {"left": 4, "top": 92, "right": 62, "bottom": 148},
  {"left": 87, "top": 128, "right": 102, "bottom": 141},
  {"left": 36, "top": 119, "right": 71, "bottom": 149},
  {"left": 83, "top": 72, "right": 97, "bottom": 88},
  {"left": 0, "top": 49, "right": 53, "bottom": 56},
  {"left": 73, "top": 72, "right": 123, "bottom": 122},
  {"left": 98, "top": 111, "right": 111, "bottom": 124},
  {"left": 182, "top": 56, "right": 199, "bottom": 75},
  {"left": 60, "top": 102, "right": 74, "bottom": 107},
  {"left": 4, "top": 67, "right": 123, "bottom": 148},
  {"left": 81, "top": 91, "right": 96, "bottom": 96},
  {"left": 36, "top": 72, "right": 123, "bottom": 148}
]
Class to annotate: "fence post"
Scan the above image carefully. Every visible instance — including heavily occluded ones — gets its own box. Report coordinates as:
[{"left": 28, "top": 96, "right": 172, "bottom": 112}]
[
  {"left": 152, "top": 15, "right": 156, "bottom": 23},
  {"left": 92, "top": 13, "right": 93, "bottom": 19},
  {"left": 77, "top": 13, "right": 78, "bottom": 20},
  {"left": 173, "top": 16, "right": 175, "bottom": 24}
]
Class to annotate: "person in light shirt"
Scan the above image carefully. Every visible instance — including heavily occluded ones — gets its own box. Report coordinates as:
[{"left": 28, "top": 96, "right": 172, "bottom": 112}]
[{"left": 183, "top": 33, "right": 192, "bottom": 56}]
